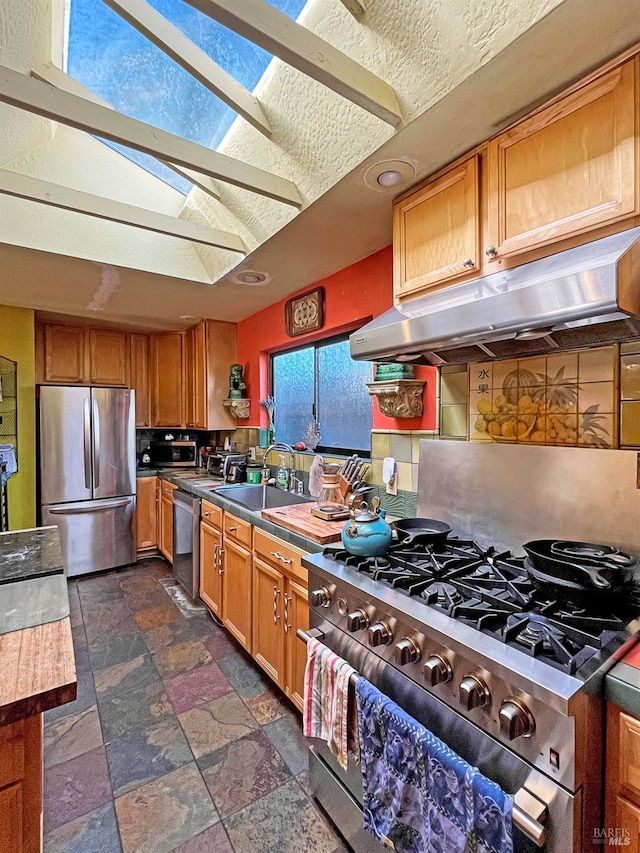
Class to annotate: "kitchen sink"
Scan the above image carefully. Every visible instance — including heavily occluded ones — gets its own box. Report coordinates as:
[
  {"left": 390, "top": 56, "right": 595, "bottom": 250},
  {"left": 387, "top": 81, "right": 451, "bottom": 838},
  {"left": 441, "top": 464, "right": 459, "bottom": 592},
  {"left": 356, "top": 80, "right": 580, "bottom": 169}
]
[{"left": 214, "top": 484, "right": 314, "bottom": 512}]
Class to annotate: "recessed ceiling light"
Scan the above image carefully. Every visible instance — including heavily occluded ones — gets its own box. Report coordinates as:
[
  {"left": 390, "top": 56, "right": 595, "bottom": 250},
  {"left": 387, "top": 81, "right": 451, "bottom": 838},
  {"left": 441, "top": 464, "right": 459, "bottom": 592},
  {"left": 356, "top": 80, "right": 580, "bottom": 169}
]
[
  {"left": 363, "top": 159, "right": 417, "bottom": 193},
  {"left": 229, "top": 270, "right": 271, "bottom": 286}
]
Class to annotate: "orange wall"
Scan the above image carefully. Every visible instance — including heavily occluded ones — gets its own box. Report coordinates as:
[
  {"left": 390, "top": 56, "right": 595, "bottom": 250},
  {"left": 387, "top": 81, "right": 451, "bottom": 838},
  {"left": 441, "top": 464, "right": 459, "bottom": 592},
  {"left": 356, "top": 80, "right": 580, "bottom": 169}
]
[{"left": 236, "top": 246, "right": 437, "bottom": 432}]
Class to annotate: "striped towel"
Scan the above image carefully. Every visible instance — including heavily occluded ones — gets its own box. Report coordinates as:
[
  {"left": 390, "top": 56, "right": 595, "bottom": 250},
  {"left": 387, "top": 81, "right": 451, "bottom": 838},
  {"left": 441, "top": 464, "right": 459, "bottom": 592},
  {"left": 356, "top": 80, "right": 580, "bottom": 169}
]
[
  {"left": 303, "top": 638, "right": 357, "bottom": 770},
  {"left": 0, "top": 444, "right": 17, "bottom": 486}
]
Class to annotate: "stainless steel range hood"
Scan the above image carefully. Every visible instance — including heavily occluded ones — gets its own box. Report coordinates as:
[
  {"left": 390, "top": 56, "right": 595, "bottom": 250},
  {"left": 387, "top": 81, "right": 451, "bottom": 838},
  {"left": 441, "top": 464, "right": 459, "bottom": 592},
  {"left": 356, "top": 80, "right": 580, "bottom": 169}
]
[{"left": 350, "top": 228, "right": 640, "bottom": 365}]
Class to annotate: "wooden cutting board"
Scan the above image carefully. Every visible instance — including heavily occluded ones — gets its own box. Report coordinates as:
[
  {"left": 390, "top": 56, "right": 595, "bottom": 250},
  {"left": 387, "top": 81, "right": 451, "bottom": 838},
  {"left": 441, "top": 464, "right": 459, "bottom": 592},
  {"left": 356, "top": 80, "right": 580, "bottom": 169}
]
[{"left": 261, "top": 503, "right": 345, "bottom": 544}]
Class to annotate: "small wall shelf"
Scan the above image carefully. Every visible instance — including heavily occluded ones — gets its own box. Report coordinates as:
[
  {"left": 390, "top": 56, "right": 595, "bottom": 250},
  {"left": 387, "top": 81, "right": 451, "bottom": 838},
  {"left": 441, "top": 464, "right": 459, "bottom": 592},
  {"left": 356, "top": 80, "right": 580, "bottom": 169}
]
[
  {"left": 366, "top": 379, "right": 426, "bottom": 418},
  {"left": 223, "top": 398, "right": 251, "bottom": 419}
]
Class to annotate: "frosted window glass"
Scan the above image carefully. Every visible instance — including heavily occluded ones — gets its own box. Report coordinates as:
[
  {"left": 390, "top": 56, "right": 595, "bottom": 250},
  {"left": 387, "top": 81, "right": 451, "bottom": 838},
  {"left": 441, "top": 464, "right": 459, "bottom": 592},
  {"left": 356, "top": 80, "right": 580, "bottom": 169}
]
[
  {"left": 273, "top": 348, "right": 314, "bottom": 445},
  {"left": 67, "top": 0, "right": 307, "bottom": 192},
  {"left": 318, "top": 340, "right": 372, "bottom": 452}
]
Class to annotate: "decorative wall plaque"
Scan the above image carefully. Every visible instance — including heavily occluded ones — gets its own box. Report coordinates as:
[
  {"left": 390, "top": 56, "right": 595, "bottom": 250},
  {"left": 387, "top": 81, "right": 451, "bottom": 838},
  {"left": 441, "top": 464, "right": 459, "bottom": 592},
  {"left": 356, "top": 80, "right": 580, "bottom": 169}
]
[{"left": 285, "top": 287, "right": 324, "bottom": 337}]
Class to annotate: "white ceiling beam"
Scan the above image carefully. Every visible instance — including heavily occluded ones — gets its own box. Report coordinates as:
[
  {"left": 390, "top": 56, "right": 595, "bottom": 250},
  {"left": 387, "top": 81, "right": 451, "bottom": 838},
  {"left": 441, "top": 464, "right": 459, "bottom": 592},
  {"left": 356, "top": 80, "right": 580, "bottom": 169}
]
[
  {"left": 0, "top": 65, "right": 302, "bottom": 206},
  {"left": 0, "top": 169, "right": 247, "bottom": 253},
  {"left": 32, "top": 63, "right": 221, "bottom": 200},
  {"left": 100, "top": 0, "right": 271, "bottom": 137},
  {"left": 180, "top": 0, "right": 402, "bottom": 127},
  {"left": 339, "top": 0, "right": 366, "bottom": 21}
]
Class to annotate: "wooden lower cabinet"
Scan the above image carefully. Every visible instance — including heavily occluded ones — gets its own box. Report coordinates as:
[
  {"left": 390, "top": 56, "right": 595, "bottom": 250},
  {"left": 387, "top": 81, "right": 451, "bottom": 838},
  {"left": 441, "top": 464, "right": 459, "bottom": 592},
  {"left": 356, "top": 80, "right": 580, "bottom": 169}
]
[
  {"left": 222, "top": 538, "right": 252, "bottom": 651},
  {"left": 606, "top": 702, "right": 640, "bottom": 848},
  {"left": 252, "top": 529, "right": 308, "bottom": 712},
  {"left": 135, "top": 476, "right": 157, "bottom": 552},
  {"left": 0, "top": 714, "right": 42, "bottom": 853},
  {"left": 199, "top": 501, "right": 223, "bottom": 618},
  {"left": 159, "top": 481, "right": 177, "bottom": 563}
]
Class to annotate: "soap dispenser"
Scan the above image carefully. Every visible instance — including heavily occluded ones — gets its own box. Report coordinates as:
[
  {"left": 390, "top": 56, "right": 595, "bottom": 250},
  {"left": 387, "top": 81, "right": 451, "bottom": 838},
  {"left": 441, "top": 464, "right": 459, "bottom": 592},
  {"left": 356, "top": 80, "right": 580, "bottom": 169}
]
[{"left": 276, "top": 455, "right": 288, "bottom": 490}]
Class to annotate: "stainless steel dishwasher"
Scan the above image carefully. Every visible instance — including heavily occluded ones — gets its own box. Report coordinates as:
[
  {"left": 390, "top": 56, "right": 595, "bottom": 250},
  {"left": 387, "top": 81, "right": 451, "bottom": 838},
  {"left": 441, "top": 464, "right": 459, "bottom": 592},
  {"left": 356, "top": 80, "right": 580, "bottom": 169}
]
[{"left": 172, "top": 489, "right": 201, "bottom": 600}]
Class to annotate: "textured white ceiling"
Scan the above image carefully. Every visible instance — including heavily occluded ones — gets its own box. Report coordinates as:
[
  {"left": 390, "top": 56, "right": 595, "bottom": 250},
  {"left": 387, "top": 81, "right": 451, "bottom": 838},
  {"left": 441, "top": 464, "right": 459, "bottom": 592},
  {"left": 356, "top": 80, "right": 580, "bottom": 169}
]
[{"left": 1, "top": 0, "right": 640, "bottom": 330}]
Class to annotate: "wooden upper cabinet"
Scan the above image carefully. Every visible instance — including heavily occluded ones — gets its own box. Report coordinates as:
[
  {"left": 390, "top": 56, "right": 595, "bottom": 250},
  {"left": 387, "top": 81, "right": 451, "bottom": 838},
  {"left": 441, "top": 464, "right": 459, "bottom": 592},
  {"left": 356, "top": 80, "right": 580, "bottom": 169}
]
[
  {"left": 42, "top": 324, "right": 86, "bottom": 383},
  {"left": 88, "top": 329, "right": 128, "bottom": 386},
  {"left": 130, "top": 334, "right": 150, "bottom": 427},
  {"left": 184, "top": 320, "right": 237, "bottom": 431},
  {"left": 486, "top": 58, "right": 638, "bottom": 261},
  {"left": 150, "top": 332, "right": 184, "bottom": 428},
  {"left": 39, "top": 323, "right": 128, "bottom": 386},
  {"left": 393, "top": 153, "right": 481, "bottom": 299}
]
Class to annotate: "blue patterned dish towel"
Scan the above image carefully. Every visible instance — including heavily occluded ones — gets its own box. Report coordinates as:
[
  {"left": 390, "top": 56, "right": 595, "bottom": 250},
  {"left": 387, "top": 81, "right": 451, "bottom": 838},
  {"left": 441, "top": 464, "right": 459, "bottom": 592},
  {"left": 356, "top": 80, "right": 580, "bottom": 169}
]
[
  {"left": 0, "top": 444, "right": 17, "bottom": 486},
  {"left": 355, "top": 678, "right": 513, "bottom": 853}
]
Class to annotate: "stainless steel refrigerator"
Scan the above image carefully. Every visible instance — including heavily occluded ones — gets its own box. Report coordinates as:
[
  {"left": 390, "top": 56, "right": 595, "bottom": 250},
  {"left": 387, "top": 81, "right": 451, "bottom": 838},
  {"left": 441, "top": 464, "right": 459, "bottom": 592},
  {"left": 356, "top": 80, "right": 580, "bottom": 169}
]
[{"left": 39, "top": 386, "right": 136, "bottom": 577}]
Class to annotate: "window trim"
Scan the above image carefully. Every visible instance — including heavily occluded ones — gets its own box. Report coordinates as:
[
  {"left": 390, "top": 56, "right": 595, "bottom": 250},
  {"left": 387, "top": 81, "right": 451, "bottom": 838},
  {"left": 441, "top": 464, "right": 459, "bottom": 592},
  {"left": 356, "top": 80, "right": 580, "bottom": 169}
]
[{"left": 270, "top": 332, "right": 372, "bottom": 458}]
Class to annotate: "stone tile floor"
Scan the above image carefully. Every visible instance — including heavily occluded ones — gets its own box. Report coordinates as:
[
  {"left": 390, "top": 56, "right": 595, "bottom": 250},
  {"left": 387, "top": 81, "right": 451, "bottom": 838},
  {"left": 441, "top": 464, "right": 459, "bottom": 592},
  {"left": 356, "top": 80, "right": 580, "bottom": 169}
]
[{"left": 43, "top": 558, "right": 349, "bottom": 853}]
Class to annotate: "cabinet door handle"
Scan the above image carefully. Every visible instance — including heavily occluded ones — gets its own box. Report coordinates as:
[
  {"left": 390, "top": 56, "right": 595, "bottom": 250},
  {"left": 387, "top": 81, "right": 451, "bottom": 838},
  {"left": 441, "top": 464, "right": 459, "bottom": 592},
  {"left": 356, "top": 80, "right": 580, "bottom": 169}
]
[
  {"left": 283, "top": 593, "right": 291, "bottom": 632},
  {"left": 485, "top": 245, "right": 498, "bottom": 258},
  {"left": 204, "top": 511, "right": 210, "bottom": 517},
  {"left": 462, "top": 258, "right": 475, "bottom": 268},
  {"left": 270, "top": 550, "right": 293, "bottom": 565},
  {"left": 273, "top": 586, "right": 281, "bottom": 623},
  {"left": 218, "top": 548, "right": 225, "bottom": 574},
  {"left": 213, "top": 543, "right": 219, "bottom": 569},
  {"left": 228, "top": 525, "right": 238, "bottom": 532}
]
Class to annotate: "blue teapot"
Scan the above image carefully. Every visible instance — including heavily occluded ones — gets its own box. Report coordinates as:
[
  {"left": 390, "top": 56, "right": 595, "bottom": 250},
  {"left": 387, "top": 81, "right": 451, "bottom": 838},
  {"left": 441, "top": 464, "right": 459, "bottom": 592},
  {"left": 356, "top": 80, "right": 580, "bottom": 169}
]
[{"left": 341, "top": 496, "right": 392, "bottom": 557}]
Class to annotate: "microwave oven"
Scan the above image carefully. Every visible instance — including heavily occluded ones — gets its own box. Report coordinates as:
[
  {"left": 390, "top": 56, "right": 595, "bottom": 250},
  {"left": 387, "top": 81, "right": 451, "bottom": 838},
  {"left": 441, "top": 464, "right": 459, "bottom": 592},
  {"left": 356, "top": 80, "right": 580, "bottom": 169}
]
[{"left": 149, "top": 440, "right": 197, "bottom": 467}]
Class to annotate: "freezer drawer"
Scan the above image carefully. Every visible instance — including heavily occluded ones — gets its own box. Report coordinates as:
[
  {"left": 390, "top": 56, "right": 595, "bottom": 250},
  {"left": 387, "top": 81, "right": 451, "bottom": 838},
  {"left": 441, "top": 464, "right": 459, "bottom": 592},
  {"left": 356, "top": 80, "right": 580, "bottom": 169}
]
[{"left": 43, "top": 496, "right": 136, "bottom": 576}]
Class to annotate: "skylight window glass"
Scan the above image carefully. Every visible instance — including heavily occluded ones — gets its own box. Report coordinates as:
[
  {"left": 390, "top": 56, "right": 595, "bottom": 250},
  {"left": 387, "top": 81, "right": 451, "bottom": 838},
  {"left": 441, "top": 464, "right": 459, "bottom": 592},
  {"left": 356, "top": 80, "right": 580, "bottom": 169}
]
[{"left": 67, "top": 0, "right": 306, "bottom": 193}]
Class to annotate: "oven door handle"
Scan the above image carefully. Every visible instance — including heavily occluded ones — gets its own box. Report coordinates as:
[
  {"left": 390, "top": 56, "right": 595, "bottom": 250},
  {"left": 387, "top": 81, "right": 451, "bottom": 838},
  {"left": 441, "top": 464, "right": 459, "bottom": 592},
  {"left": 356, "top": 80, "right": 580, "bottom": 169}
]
[{"left": 513, "top": 788, "right": 548, "bottom": 847}]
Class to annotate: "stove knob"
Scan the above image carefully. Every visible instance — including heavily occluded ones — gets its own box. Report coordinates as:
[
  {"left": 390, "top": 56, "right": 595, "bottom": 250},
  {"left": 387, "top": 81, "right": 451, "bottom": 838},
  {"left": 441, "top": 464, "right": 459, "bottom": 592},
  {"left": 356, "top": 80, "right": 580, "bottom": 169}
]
[
  {"left": 394, "top": 637, "right": 421, "bottom": 666},
  {"left": 368, "top": 621, "right": 393, "bottom": 647},
  {"left": 423, "top": 654, "right": 452, "bottom": 686},
  {"left": 347, "top": 609, "right": 369, "bottom": 632},
  {"left": 499, "top": 699, "right": 536, "bottom": 740},
  {"left": 309, "top": 586, "right": 331, "bottom": 607},
  {"left": 459, "top": 675, "right": 490, "bottom": 710}
]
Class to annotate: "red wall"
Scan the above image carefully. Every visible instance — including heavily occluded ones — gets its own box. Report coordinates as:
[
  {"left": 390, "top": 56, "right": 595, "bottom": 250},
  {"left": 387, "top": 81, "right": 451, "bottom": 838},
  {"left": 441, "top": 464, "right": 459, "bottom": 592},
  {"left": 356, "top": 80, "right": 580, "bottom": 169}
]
[{"left": 235, "top": 246, "right": 437, "bottom": 432}]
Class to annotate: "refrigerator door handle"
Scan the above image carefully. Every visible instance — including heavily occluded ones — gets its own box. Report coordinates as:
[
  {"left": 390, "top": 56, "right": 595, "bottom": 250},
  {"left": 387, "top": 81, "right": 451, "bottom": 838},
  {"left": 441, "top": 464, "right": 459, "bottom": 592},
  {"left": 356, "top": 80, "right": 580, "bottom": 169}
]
[
  {"left": 47, "top": 498, "right": 133, "bottom": 514},
  {"left": 83, "top": 396, "right": 91, "bottom": 490},
  {"left": 92, "top": 396, "right": 101, "bottom": 488}
]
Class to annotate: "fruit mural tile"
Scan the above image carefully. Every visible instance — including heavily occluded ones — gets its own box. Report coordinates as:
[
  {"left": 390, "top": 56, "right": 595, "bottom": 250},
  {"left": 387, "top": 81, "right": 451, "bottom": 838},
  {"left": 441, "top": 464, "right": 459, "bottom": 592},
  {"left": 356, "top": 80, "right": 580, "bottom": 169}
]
[
  {"left": 469, "top": 347, "right": 615, "bottom": 448},
  {"left": 578, "top": 346, "right": 615, "bottom": 383},
  {"left": 546, "top": 353, "right": 578, "bottom": 384},
  {"left": 578, "top": 381, "right": 615, "bottom": 414}
]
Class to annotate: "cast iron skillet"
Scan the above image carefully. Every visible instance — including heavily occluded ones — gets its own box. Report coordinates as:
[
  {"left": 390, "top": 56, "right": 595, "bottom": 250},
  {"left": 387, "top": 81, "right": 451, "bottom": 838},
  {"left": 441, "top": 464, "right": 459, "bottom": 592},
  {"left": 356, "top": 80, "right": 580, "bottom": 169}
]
[
  {"left": 523, "top": 539, "right": 637, "bottom": 591},
  {"left": 394, "top": 518, "right": 452, "bottom": 547},
  {"left": 523, "top": 558, "right": 623, "bottom": 608}
]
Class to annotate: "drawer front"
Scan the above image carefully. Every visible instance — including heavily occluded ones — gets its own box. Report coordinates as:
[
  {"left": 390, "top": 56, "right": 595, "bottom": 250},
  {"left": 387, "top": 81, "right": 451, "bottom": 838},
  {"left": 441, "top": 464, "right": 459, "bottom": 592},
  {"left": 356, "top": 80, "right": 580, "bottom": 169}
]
[
  {"left": 161, "top": 480, "right": 177, "bottom": 496},
  {"left": 224, "top": 512, "right": 253, "bottom": 549},
  {"left": 254, "top": 528, "right": 308, "bottom": 583},
  {"left": 201, "top": 499, "right": 223, "bottom": 530}
]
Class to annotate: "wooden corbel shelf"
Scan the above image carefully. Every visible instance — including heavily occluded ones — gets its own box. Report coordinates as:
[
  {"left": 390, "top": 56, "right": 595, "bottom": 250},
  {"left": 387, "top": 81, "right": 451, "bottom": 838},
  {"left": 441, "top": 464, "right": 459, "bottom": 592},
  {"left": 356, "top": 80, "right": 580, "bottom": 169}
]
[
  {"left": 366, "top": 380, "right": 426, "bottom": 418},
  {"left": 223, "top": 398, "right": 251, "bottom": 419}
]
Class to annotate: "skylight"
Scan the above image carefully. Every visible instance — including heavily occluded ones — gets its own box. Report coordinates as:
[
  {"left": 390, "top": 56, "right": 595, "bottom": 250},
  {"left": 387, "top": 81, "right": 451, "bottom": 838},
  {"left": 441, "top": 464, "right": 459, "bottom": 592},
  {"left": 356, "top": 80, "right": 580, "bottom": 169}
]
[{"left": 66, "top": 0, "right": 307, "bottom": 193}]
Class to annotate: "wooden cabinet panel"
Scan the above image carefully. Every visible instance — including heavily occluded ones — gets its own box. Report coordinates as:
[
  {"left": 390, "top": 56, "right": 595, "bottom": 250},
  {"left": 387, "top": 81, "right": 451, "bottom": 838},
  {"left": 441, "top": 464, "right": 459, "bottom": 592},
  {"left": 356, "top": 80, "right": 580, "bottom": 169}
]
[
  {"left": 393, "top": 154, "right": 481, "bottom": 299},
  {"left": 184, "top": 320, "right": 237, "bottom": 431},
  {"left": 42, "top": 324, "right": 86, "bottom": 383},
  {"left": 253, "top": 557, "right": 285, "bottom": 686},
  {"left": 222, "top": 538, "right": 252, "bottom": 651},
  {"left": 487, "top": 59, "right": 637, "bottom": 260},
  {"left": 200, "top": 518, "right": 223, "bottom": 618},
  {"left": 0, "top": 714, "right": 42, "bottom": 853},
  {"left": 131, "top": 333, "right": 150, "bottom": 427},
  {"left": 136, "top": 477, "right": 157, "bottom": 551},
  {"left": 620, "top": 711, "right": 640, "bottom": 801},
  {"left": 224, "top": 512, "right": 252, "bottom": 551},
  {"left": 616, "top": 797, "right": 640, "bottom": 852},
  {"left": 159, "top": 481, "right": 177, "bottom": 563},
  {"left": 201, "top": 499, "right": 223, "bottom": 530},
  {"left": 185, "top": 322, "right": 207, "bottom": 430},
  {"left": 150, "top": 333, "right": 184, "bottom": 428},
  {"left": 254, "top": 528, "right": 308, "bottom": 584},
  {"left": 88, "top": 329, "right": 128, "bottom": 386},
  {"left": 285, "top": 578, "right": 309, "bottom": 713}
]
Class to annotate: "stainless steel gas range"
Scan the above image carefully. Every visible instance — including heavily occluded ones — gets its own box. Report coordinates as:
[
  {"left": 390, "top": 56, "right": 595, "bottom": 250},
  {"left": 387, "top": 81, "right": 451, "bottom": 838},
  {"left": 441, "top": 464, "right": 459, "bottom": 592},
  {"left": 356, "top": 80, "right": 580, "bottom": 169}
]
[{"left": 301, "top": 442, "right": 640, "bottom": 853}]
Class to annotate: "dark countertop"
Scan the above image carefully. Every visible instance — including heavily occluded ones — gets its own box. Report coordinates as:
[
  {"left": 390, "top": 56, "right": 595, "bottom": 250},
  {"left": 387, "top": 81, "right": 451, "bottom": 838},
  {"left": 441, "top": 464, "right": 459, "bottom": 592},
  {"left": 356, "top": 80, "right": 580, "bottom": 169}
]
[{"left": 0, "top": 525, "right": 64, "bottom": 585}]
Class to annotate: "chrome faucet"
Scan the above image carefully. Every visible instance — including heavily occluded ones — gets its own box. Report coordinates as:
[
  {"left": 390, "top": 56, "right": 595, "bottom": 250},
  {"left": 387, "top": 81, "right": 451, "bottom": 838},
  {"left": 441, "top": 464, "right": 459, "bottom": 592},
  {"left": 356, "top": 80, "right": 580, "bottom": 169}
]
[{"left": 263, "top": 442, "right": 297, "bottom": 491}]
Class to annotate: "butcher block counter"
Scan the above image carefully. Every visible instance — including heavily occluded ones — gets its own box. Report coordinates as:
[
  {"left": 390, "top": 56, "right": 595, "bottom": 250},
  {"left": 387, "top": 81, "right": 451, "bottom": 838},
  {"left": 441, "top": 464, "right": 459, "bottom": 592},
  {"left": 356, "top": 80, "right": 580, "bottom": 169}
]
[
  {"left": 0, "top": 526, "right": 76, "bottom": 853},
  {"left": 261, "top": 503, "right": 346, "bottom": 544}
]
